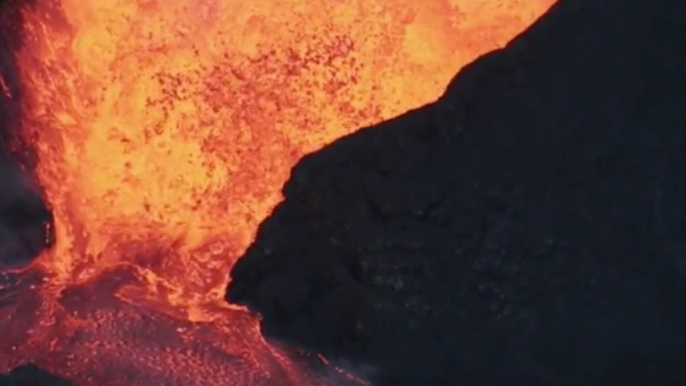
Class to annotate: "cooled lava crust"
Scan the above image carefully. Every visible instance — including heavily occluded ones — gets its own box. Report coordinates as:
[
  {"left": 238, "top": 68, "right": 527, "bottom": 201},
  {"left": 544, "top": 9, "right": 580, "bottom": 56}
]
[{"left": 0, "top": 365, "right": 75, "bottom": 386}]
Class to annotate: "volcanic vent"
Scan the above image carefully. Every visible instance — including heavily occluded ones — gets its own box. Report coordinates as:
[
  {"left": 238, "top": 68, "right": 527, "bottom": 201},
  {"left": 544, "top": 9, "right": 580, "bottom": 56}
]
[{"left": 0, "top": 0, "right": 553, "bottom": 385}]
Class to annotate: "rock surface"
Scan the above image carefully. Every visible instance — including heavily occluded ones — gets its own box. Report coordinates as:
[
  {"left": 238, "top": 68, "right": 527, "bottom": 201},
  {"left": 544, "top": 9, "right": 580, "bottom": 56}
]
[
  {"left": 227, "top": 0, "right": 686, "bottom": 385},
  {"left": 0, "top": 365, "right": 75, "bottom": 386}
]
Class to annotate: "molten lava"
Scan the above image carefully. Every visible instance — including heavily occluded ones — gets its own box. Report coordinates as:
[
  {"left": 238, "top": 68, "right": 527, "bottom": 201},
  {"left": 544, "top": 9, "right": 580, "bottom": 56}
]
[{"left": 0, "top": 0, "right": 553, "bottom": 385}]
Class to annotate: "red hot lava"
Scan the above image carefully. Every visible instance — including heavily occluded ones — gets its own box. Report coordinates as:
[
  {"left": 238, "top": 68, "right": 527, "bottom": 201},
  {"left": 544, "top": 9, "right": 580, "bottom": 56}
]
[{"left": 0, "top": 0, "right": 553, "bottom": 385}]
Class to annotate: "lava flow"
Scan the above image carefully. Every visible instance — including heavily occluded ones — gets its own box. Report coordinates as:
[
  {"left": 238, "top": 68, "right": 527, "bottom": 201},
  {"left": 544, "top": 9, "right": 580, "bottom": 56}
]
[{"left": 0, "top": 0, "right": 553, "bottom": 385}]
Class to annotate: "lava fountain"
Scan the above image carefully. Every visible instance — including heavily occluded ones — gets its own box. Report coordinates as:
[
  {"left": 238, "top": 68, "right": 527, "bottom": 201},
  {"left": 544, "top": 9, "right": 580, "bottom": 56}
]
[{"left": 0, "top": 0, "right": 553, "bottom": 385}]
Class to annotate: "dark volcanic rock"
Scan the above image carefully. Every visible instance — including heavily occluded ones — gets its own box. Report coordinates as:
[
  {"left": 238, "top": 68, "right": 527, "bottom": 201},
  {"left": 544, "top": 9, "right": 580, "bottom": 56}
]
[
  {"left": 0, "top": 0, "right": 54, "bottom": 270},
  {"left": 0, "top": 158, "right": 54, "bottom": 269},
  {"left": 228, "top": 0, "right": 686, "bottom": 385},
  {"left": 0, "top": 365, "right": 75, "bottom": 386}
]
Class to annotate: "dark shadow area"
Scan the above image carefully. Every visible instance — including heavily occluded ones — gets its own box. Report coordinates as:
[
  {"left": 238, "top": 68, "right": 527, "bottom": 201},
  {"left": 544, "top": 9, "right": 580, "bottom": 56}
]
[
  {"left": 0, "top": 0, "right": 53, "bottom": 271},
  {"left": 1, "top": 1, "right": 59, "bottom": 381},
  {"left": 228, "top": 0, "right": 686, "bottom": 385},
  {"left": 0, "top": 364, "right": 75, "bottom": 386}
]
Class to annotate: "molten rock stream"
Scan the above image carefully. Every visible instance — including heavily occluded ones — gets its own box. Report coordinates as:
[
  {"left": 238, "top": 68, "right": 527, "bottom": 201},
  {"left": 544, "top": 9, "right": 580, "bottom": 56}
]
[{"left": 0, "top": 0, "right": 551, "bottom": 385}]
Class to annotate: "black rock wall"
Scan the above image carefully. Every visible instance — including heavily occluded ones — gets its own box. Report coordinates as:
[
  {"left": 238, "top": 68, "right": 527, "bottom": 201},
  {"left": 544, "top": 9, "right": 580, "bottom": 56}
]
[
  {"left": 0, "top": 365, "right": 75, "bottom": 386},
  {"left": 227, "top": 0, "right": 686, "bottom": 385}
]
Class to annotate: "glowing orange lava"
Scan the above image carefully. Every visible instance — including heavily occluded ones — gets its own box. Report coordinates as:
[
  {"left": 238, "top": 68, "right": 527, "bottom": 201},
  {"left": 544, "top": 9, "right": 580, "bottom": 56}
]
[{"left": 0, "top": 0, "right": 554, "bottom": 385}]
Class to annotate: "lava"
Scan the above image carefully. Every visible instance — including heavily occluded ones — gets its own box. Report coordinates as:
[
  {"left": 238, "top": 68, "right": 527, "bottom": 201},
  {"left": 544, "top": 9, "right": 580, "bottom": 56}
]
[{"left": 0, "top": 0, "right": 553, "bottom": 385}]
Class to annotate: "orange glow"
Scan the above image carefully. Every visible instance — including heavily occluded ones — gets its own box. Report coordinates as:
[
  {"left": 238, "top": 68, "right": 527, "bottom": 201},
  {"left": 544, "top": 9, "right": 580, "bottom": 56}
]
[{"left": 0, "top": 0, "right": 554, "bottom": 385}]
